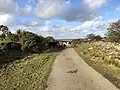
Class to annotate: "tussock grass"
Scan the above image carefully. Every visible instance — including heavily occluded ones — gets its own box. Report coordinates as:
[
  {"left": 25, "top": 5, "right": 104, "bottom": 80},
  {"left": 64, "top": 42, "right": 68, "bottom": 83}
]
[
  {"left": 74, "top": 43, "right": 120, "bottom": 88},
  {"left": 0, "top": 53, "right": 57, "bottom": 90}
]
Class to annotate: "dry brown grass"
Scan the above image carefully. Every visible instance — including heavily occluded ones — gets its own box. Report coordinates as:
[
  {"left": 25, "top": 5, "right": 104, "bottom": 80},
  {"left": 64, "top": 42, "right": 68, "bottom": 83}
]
[{"left": 74, "top": 42, "right": 120, "bottom": 88}]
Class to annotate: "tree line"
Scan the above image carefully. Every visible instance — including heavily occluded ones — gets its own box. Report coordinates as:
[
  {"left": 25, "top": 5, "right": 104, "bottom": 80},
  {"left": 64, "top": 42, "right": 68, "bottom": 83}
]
[
  {"left": 0, "top": 25, "right": 65, "bottom": 67},
  {"left": 87, "top": 20, "right": 120, "bottom": 42},
  {"left": 72, "top": 20, "right": 120, "bottom": 43}
]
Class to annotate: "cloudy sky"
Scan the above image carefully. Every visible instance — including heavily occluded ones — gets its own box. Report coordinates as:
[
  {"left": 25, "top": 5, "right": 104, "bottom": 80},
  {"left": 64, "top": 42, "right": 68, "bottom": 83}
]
[{"left": 0, "top": 0, "right": 119, "bottom": 39}]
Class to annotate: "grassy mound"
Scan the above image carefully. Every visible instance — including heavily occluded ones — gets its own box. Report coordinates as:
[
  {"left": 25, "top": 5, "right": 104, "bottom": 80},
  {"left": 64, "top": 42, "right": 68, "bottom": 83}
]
[{"left": 0, "top": 53, "right": 57, "bottom": 90}]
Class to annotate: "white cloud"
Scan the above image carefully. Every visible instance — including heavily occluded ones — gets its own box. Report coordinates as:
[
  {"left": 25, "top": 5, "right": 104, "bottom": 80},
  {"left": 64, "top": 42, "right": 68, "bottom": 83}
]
[
  {"left": 23, "top": 5, "right": 32, "bottom": 14},
  {"left": 6, "top": 0, "right": 111, "bottom": 39},
  {"left": 115, "top": 7, "right": 120, "bottom": 12},
  {"left": 0, "top": 14, "right": 15, "bottom": 26},
  {"left": 70, "top": 16, "right": 107, "bottom": 36},
  {"left": 61, "top": 4, "right": 97, "bottom": 21},
  {"left": 69, "top": 16, "right": 118, "bottom": 37},
  {"left": 0, "top": 0, "right": 18, "bottom": 14},
  {"left": 26, "top": 20, "right": 39, "bottom": 26},
  {"left": 10, "top": 16, "right": 117, "bottom": 39},
  {"left": 35, "top": 0, "right": 108, "bottom": 21},
  {"left": 35, "top": 0, "right": 69, "bottom": 19},
  {"left": 84, "top": 0, "right": 108, "bottom": 8},
  {"left": 25, "top": 20, "right": 45, "bottom": 26},
  {"left": 20, "top": 5, "right": 33, "bottom": 16},
  {"left": 0, "top": 0, "right": 17, "bottom": 26},
  {"left": 71, "top": 16, "right": 104, "bottom": 31},
  {"left": 35, "top": 0, "right": 95, "bottom": 21}
]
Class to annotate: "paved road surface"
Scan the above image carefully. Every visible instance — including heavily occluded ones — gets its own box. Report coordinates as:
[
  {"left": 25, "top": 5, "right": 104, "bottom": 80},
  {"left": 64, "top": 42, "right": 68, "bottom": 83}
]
[{"left": 46, "top": 48, "right": 119, "bottom": 90}]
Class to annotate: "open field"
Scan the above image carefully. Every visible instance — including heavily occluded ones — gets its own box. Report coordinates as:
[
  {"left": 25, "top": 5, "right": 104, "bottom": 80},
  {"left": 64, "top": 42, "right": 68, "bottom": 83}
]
[
  {"left": 74, "top": 42, "right": 120, "bottom": 89},
  {"left": 0, "top": 52, "right": 57, "bottom": 90}
]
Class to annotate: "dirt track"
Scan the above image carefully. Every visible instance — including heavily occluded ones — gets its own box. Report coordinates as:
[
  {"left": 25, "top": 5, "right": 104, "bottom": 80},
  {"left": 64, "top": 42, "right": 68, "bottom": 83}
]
[{"left": 46, "top": 48, "right": 119, "bottom": 90}]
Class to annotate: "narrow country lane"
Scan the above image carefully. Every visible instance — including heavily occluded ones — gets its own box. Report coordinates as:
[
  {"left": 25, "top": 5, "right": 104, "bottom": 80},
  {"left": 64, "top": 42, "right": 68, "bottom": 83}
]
[{"left": 46, "top": 48, "right": 119, "bottom": 90}]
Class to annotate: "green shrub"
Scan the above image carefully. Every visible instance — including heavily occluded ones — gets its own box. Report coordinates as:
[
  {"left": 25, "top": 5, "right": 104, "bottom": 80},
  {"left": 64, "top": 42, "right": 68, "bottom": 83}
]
[
  {"left": 19, "top": 31, "right": 45, "bottom": 53},
  {"left": 106, "top": 20, "right": 120, "bottom": 42}
]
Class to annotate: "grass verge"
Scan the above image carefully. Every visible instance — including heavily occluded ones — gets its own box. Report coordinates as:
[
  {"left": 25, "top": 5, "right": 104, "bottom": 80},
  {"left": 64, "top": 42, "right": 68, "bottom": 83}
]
[
  {"left": 0, "top": 52, "right": 57, "bottom": 90},
  {"left": 74, "top": 43, "right": 120, "bottom": 89}
]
